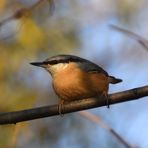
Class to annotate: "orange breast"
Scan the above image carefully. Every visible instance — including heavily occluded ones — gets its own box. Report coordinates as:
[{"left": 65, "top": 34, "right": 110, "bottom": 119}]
[
  {"left": 88, "top": 72, "right": 109, "bottom": 93},
  {"left": 53, "top": 63, "right": 109, "bottom": 101}
]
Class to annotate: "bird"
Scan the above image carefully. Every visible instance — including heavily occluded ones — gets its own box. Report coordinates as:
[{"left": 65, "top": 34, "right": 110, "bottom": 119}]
[{"left": 30, "top": 54, "right": 122, "bottom": 114}]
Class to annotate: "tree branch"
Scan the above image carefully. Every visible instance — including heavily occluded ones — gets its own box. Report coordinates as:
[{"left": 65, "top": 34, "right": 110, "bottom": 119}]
[
  {"left": 0, "top": 85, "right": 148, "bottom": 125},
  {"left": 109, "top": 24, "right": 148, "bottom": 50}
]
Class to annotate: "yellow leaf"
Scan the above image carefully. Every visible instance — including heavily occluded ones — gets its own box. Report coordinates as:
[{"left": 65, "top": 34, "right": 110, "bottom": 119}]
[
  {"left": 17, "top": 17, "right": 44, "bottom": 49},
  {"left": 0, "top": 0, "right": 6, "bottom": 11}
]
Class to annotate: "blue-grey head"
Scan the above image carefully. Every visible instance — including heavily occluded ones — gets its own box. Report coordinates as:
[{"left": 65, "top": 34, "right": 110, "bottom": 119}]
[{"left": 30, "top": 54, "right": 109, "bottom": 76}]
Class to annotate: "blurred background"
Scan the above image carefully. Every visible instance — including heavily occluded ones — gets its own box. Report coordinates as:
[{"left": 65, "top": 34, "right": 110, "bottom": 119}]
[{"left": 0, "top": 0, "right": 148, "bottom": 147}]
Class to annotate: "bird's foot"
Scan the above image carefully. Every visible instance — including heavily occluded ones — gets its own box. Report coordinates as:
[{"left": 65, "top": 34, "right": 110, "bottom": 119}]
[
  {"left": 102, "top": 92, "right": 109, "bottom": 108},
  {"left": 58, "top": 100, "right": 64, "bottom": 116}
]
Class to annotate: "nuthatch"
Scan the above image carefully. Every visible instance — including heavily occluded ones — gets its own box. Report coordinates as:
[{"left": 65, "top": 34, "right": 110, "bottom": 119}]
[{"left": 30, "top": 54, "right": 122, "bottom": 114}]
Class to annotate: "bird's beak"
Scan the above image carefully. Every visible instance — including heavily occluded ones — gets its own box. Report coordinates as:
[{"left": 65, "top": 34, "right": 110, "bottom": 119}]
[{"left": 30, "top": 62, "right": 47, "bottom": 68}]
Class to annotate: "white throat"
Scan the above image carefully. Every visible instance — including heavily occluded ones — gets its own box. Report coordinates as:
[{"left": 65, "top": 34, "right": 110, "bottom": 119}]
[{"left": 47, "top": 63, "right": 69, "bottom": 75}]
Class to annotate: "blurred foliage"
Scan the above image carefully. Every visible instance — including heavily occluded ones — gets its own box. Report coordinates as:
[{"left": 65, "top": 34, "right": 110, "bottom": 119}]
[
  {"left": 0, "top": 0, "right": 6, "bottom": 11},
  {"left": 115, "top": 0, "right": 140, "bottom": 20},
  {"left": 17, "top": 17, "right": 45, "bottom": 49}
]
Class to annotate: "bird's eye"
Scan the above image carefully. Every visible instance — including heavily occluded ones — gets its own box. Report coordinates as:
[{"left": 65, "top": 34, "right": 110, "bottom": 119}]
[
  {"left": 50, "top": 60, "right": 58, "bottom": 65},
  {"left": 43, "top": 60, "right": 57, "bottom": 65}
]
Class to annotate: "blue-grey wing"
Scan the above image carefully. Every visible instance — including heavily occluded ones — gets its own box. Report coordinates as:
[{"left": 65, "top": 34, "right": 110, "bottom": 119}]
[{"left": 77, "top": 61, "right": 108, "bottom": 76}]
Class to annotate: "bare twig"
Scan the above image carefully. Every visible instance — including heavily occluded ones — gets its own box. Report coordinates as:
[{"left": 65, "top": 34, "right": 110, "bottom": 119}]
[
  {"left": 0, "top": 85, "right": 148, "bottom": 125},
  {"left": 109, "top": 24, "right": 148, "bottom": 50},
  {"left": 0, "top": 0, "right": 54, "bottom": 40},
  {"left": 0, "top": 0, "right": 54, "bottom": 27},
  {"left": 79, "top": 111, "right": 136, "bottom": 148}
]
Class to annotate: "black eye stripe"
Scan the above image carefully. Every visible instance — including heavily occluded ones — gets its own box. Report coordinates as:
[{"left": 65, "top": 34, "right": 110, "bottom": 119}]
[
  {"left": 43, "top": 58, "right": 83, "bottom": 65},
  {"left": 43, "top": 60, "right": 58, "bottom": 65}
]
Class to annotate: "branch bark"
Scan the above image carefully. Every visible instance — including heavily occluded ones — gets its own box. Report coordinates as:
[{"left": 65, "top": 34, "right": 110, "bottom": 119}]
[{"left": 0, "top": 85, "right": 148, "bottom": 125}]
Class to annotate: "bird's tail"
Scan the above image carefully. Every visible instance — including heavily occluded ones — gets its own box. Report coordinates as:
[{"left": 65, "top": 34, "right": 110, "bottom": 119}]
[{"left": 108, "top": 76, "right": 122, "bottom": 84}]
